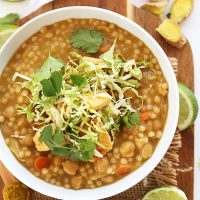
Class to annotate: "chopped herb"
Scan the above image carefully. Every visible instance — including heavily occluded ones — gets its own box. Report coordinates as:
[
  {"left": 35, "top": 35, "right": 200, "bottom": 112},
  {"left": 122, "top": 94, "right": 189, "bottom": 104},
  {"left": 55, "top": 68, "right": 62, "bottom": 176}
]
[
  {"left": 41, "top": 71, "right": 62, "bottom": 97},
  {"left": 0, "top": 13, "right": 20, "bottom": 25},
  {"left": 70, "top": 74, "right": 87, "bottom": 87},
  {"left": 39, "top": 125, "right": 53, "bottom": 144},
  {"left": 14, "top": 39, "right": 150, "bottom": 162},
  {"left": 122, "top": 111, "right": 141, "bottom": 128},
  {"left": 70, "top": 28, "right": 103, "bottom": 53},
  {"left": 70, "top": 151, "right": 82, "bottom": 161},
  {"left": 39, "top": 125, "right": 95, "bottom": 161},
  {"left": 79, "top": 139, "right": 95, "bottom": 161},
  {"left": 53, "top": 127, "right": 65, "bottom": 145},
  {"left": 33, "top": 54, "right": 64, "bottom": 82},
  {"left": 50, "top": 71, "right": 63, "bottom": 93},
  {"left": 52, "top": 146, "right": 70, "bottom": 158}
]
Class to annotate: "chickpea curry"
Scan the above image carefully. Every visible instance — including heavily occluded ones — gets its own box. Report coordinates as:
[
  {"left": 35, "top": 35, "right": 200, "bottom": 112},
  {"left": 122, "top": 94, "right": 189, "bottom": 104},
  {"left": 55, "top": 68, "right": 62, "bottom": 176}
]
[{"left": 0, "top": 19, "right": 168, "bottom": 189}]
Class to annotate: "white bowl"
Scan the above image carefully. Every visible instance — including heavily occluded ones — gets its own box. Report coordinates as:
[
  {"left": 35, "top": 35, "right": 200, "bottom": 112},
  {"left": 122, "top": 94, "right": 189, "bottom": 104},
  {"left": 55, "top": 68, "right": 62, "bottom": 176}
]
[{"left": 0, "top": 6, "right": 179, "bottom": 200}]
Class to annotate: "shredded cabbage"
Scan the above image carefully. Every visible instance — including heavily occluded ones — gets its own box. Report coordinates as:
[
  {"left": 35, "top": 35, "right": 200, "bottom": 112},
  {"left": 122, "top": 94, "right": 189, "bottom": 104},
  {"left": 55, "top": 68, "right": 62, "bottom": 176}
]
[{"left": 12, "top": 40, "right": 149, "bottom": 159}]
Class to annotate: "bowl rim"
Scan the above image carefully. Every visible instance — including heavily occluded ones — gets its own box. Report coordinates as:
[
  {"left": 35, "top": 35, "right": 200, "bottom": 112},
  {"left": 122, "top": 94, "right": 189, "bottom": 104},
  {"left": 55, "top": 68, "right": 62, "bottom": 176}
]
[{"left": 0, "top": 6, "right": 179, "bottom": 200}]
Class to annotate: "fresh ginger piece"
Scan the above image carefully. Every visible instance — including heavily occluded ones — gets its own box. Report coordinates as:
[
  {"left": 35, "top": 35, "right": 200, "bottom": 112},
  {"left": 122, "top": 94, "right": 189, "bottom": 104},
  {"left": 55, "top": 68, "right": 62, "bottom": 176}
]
[
  {"left": 170, "top": 0, "right": 193, "bottom": 23},
  {"left": 141, "top": 5, "right": 165, "bottom": 18},
  {"left": 156, "top": 19, "right": 187, "bottom": 49},
  {"left": 147, "top": 0, "right": 169, "bottom": 7},
  {"left": 141, "top": 0, "right": 169, "bottom": 19}
]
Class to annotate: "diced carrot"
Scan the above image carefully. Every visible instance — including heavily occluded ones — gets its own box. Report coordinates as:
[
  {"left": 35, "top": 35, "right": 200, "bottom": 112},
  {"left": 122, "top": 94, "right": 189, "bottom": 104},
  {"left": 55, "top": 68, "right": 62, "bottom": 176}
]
[
  {"left": 116, "top": 165, "right": 132, "bottom": 177},
  {"left": 141, "top": 111, "right": 150, "bottom": 121},
  {"left": 96, "top": 145, "right": 107, "bottom": 156},
  {"left": 35, "top": 156, "right": 51, "bottom": 171}
]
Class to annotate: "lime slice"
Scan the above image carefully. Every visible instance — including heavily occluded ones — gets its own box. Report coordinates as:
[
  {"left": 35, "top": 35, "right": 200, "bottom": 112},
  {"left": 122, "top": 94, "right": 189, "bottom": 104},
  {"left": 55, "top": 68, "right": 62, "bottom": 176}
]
[
  {"left": 178, "top": 82, "right": 199, "bottom": 131},
  {"left": 0, "top": 24, "right": 18, "bottom": 48},
  {"left": 142, "top": 186, "right": 187, "bottom": 200}
]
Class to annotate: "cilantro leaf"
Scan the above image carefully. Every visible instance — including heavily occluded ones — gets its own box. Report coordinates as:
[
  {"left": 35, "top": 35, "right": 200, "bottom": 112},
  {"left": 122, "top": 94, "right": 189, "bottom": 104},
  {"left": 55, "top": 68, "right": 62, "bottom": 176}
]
[
  {"left": 39, "top": 125, "right": 53, "bottom": 142},
  {"left": 33, "top": 54, "right": 64, "bottom": 82},
  {"left": 50, "top": 71, "right": 62, "bottom": 93},
  {"left": 79, "top": 139, "right": 95, "bottom": 161},
  {"left": 52, "top": 147, "right": 70, "bottom": 157},
  {"left": 41, "top": 79, "right": 57, "bottom": 96},
  {"left": 70, "top": 74, "right": 87, "bottom": 87},
  {"left": 53, "top": 127, "right": 65, "bottom": 145},
  {"left": 70, "top": 152, "right": 82, "bottom": 161},
  {"left": 70, "top": 28, "right": 103, "bottom": 53},
  {"left": 39, "top": 125, "right": 95, "bottom": 161},
  {"left": 0, "top": 13, "right": 20, "bottom": 25},
  {"left": 41, "top": 71, "right": 62, "bottom": 97},
  {"left": 122, "top": 111, "right": 141, "bottom": 128}
]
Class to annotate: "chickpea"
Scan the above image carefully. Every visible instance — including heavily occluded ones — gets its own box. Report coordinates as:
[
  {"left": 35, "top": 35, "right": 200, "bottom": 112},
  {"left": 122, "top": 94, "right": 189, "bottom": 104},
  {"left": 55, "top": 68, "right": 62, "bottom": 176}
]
[
  {"left": 62, "top": 160, "right": 79, "bottom": 175},
  {"left": 135, "top": 137, "right": 145, "bottom": 149},
  {"left": 153, "top": 120, "right": 162, "bottom": 130},
  {"left": 119, "top": 141, "right": 135, "bottom": 158},
  {"left": 53, "top": 155, "right": 62, "bottom": 167},
  {"left": 95, "top": 157, "right": 109, "bottom": 173},
  {"left": 20, "top": 135, "right": 34, "bottom": 147},
  {"left": 101, "top": 175, "right": 114, "bottom": 183},
  {"left": 141, "top": 143, "right": 153, "bottom": 159},
  {"left": 71, "top": 176, "right": 82, "bottom": 189}
]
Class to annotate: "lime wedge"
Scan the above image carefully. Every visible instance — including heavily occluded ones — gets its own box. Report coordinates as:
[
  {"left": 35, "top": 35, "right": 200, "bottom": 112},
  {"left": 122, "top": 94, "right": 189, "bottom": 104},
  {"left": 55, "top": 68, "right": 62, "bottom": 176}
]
[
  {"left": 0, "top": 24, "right": 18, "bottom": 48},
  {"left": 142, "top": 186, "right": 187, "bottom": 200},
  {"left": 178, "top": 82, "right": 199, "bottom": 131}
]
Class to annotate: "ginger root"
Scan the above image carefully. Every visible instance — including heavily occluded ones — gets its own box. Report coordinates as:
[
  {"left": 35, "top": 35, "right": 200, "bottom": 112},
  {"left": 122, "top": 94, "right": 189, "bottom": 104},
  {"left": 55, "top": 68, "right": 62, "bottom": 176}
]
[
  {"left": 141, "top": 0, "right": 169, "bottom": 19},
  {"left": 141, "top": 5, "right": 165, "bottom": 18},
  {"left": 170, "top": 0, "right": 193, "bottom": 23},
  {"left": 156, "top": 19, "right": 187, "bottom": 49}
]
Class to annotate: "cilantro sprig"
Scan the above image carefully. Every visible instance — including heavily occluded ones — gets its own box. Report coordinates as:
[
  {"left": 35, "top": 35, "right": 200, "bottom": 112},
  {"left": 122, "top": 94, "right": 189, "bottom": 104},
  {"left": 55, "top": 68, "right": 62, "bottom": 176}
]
[
  {"left": 41, "top": 71, "right": 62, "bottom": 97},
  {"left": 33, "top": 54, "right": 64, "bottom": 82},
  {"left": 70, "top": 28, "right": 103, "bottom": 53},
  {"left": 121, "top": 111, "right": 141, "bottom": 129},
  {"left": 39, "top": 125, "right": 96, "bottom": 161}
]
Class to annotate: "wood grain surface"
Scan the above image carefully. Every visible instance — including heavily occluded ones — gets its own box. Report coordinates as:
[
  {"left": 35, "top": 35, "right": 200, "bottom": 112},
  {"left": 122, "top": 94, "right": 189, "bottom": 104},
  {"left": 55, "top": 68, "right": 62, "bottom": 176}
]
[{"left": 1, "top": 0, "right": 194, "bottom": 199}]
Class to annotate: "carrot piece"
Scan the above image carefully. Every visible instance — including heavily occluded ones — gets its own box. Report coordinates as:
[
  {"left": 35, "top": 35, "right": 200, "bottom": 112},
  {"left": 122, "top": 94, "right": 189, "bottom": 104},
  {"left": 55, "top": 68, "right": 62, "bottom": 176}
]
[
  {"left": 35, "top": 156, "right": 51, "bottom": 171},
  {"left": 141, "top": 111, "right": 150, "bottom": 121},
  {"left": 116, "top": 165, "right": 132, "bottom": 177}
]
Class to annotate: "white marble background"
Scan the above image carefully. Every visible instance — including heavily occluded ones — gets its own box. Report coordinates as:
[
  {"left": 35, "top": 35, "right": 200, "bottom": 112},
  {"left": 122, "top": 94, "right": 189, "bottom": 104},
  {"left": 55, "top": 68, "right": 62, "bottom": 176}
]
[{"left": 0, "top": 0, "right": 199, "bottom": 199}]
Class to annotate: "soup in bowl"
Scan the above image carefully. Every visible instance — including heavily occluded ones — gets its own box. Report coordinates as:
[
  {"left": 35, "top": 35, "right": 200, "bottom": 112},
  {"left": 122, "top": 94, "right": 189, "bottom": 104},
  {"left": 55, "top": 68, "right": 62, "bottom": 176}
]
[{"left": 0, "top": 7, "right": 179, "bottom": 200}]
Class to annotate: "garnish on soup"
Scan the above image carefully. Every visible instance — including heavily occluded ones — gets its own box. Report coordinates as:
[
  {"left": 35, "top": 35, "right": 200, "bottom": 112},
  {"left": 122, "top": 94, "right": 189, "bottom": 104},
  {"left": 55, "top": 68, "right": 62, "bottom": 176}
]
[
  {"left": 0, "top": 19, "right": 168, "bottom": 189},
  {"left": 12, "top": 40, "right": 148, "bottom": 162}
]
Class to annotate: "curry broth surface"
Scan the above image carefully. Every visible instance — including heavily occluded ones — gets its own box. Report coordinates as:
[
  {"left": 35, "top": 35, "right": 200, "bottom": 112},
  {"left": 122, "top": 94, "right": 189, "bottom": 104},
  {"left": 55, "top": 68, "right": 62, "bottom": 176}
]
[{"left": 0, "top": 18, "right": 168, "bottom": 189}]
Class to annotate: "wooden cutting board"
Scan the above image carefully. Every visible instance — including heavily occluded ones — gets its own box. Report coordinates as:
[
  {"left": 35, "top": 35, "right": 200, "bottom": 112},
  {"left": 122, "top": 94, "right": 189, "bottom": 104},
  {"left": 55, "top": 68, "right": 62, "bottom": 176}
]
[{"left": 0, "top": 0, "right": 194, "bottom": 199}]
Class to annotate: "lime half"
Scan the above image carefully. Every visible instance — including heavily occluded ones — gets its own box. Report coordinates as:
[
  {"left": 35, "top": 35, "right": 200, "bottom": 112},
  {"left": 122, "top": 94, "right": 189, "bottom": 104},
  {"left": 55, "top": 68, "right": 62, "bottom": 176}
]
[
  {"left": 0, "top": 24, "right": 18, "bottom": 48},
  {"left": 142, "top": 186, "right": 187, "bottom": 200},
  {"left": 178, "top": 82, "right": 199, "bottom": 131}
]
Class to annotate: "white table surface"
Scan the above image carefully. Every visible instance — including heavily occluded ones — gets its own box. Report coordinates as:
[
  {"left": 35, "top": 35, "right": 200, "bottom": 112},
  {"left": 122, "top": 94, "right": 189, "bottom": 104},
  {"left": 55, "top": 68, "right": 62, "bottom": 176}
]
[{"left": 1, "top": 0, "right": 200, "bottom": 199}]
